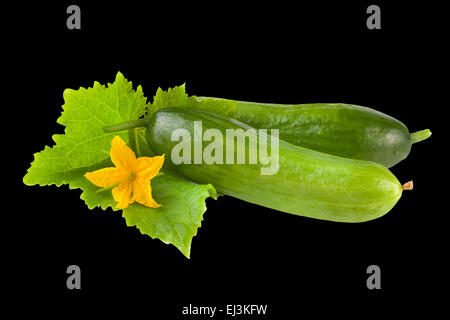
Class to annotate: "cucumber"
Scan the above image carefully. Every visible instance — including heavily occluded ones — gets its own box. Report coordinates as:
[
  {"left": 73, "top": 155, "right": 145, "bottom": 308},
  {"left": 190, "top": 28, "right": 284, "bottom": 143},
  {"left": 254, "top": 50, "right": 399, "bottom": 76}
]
[
  {"left": 144, "top": 108, "right": 405, "bottom": 223},
  {"left": 193, "top": 97, "right": 431, "bottom": 168}
]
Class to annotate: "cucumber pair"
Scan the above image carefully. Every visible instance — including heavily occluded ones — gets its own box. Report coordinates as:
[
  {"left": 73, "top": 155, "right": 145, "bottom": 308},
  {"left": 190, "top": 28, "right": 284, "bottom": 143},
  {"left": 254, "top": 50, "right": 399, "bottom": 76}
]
[{"left": 105, "top": 98, "right": 431, "bottom": 222}]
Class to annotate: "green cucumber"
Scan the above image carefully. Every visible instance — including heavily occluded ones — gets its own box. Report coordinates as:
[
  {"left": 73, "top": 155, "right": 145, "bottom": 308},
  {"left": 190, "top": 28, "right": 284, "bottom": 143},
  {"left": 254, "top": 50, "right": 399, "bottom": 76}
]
[
  {"left": 192, "top": 97, "right": 431, "bottom": 168},
  {"left": 142, "top": 108, "right": 406, "bottom": 223}
]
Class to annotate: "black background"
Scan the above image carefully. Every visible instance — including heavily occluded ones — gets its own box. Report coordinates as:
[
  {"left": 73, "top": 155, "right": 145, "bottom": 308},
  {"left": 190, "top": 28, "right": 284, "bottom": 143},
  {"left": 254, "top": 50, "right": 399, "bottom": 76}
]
[{"left": 11, "top": 1, "right": 447, "bottom": 317}]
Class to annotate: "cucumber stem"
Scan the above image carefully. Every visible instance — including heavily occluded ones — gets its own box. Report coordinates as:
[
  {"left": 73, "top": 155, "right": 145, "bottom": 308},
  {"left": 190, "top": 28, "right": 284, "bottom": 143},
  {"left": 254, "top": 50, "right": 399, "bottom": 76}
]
[
  {"left": 128, "top": 128, "right": 138, "bottom": 156},
  {"left": 410, "top": 129, "right": 432, "bottom": 144},
  {"left": 402, "top": 181, "right": 413, "bottom": 191},
  {"left": 103, "top": 119, "right": 149, "bottom": 133}
]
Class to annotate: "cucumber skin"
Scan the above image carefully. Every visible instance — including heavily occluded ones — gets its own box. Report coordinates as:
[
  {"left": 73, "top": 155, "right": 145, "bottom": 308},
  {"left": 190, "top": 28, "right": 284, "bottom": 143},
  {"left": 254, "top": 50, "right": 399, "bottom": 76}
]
[
  {"left": 195, "top": 97, "right": 411, "bottom": 168},
  {"left": 146, "top": 108, "right": 403, "bottom": 223}
]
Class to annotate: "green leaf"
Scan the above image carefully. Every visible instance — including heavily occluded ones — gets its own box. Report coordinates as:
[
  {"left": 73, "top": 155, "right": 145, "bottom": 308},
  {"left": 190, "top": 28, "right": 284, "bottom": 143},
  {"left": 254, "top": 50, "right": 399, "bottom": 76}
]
[
  {"left": 24, "top": 72, "right": 148, "bottom": 188},
  {"left": 123, "top": 173, "right": 216, "bottom": 258},
  {"left": 150, "top": 84, "right": 237, "bottom": 118},
  {"left": 147, "top": 84, "right": 197, "bottom": 118},
  {"left": 23, "top": 73, "right": 218, "bottom": 257}
]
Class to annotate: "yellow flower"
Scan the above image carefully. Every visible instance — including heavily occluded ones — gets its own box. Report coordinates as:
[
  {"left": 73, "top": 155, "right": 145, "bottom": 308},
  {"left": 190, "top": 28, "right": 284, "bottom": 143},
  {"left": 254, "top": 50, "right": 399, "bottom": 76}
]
[{"left": 84, "top": 136, "right": 165, "bottom": 209}]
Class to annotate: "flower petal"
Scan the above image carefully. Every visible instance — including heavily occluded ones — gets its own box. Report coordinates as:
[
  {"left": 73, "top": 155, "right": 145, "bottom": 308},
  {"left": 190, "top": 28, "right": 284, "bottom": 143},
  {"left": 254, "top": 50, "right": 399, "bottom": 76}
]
[
  {"left": 135, "top": 154, "right": 165, "bottom": 181},
  {"left": 84, "top": 167, "right": 128, "bottom": 188},
  {"left": 132, "top": 177, "right": 160, "bottom": 208},
  {"left": 110, "top": 136, "right": 136, "bottom": 170},
  {"left": 112, "top": 180, "right": 134, "bottom": 209}
]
